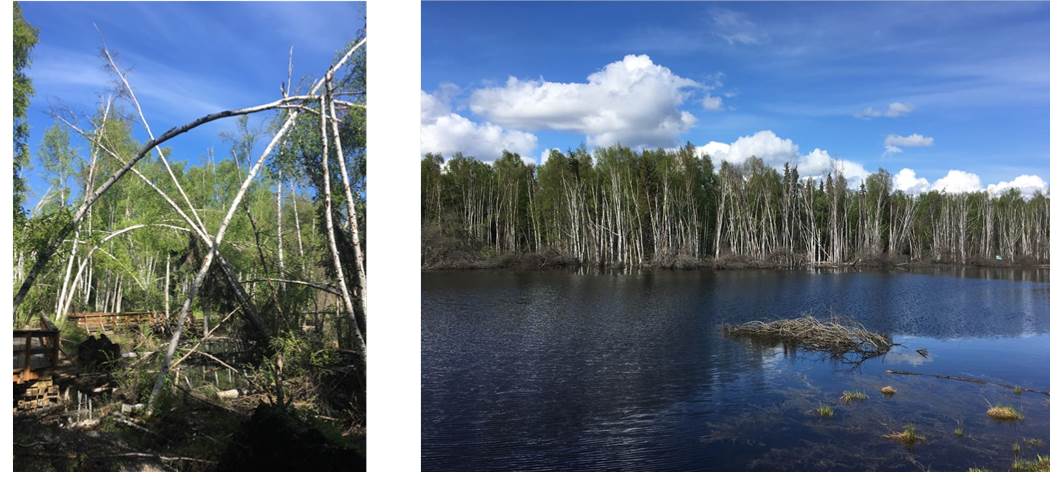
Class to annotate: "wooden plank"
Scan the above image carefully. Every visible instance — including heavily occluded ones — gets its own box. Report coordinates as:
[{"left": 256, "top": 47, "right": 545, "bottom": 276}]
[{"left": 67, "top": 311, "right": 156, "bottom": 318}]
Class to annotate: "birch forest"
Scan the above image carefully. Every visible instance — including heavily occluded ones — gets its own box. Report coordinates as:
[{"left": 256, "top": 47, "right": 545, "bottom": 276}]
[
  {"left": 14, "top": 5, "right": 367, "bottom": 471},
  {"left": 422, "top": 145, "right": 1049, "bottom": 269}
]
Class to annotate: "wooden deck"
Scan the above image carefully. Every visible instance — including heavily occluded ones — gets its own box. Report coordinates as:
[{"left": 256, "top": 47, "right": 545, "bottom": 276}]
[
  {"left": 67, "top": 311, "right": 164, "bottom": 333},
  {"left": 13, "top": 312, "right": 161, "bottom": 386}
]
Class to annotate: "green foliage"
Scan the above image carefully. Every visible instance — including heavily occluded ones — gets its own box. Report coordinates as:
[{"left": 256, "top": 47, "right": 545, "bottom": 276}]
[
  {"left": 270, "top": 331, "right": 340, "bottom": 377},
  {"left": 54, "top": 317, "right": 88, "bottom": 356},
  {"left": 13, "top": 2, "right": 38, "bottom": 223},
  {"left": 12, "top": 108, "right": 362, "bottom": 374},
  {"left": 15, "top": 208, "right": 73, "bottom": 319},
  {"left": 117, "top": 361, "right": 162, "bottom": 403},
  {"left": 38, "top": 124, "right": 80, "bottom": 207}
]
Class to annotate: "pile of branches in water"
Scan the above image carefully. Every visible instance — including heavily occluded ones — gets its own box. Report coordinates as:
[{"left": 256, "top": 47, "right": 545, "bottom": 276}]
[{"left": 723, "top": 315, "right": 894, "bottom": 363}]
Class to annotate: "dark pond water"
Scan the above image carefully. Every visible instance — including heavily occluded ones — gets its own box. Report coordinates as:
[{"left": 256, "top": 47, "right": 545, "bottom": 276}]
[{"left": 421, "top": 268, "right": 1050, "bottom": 471}]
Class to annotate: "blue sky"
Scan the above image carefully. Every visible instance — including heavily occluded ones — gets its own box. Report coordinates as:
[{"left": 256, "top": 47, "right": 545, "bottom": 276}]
[
  {"left": 21, "top": 1, "right": 365, "bottom": 209},
  {"left": 422, "top": 1, "right": 1049, "bottom": 195}
]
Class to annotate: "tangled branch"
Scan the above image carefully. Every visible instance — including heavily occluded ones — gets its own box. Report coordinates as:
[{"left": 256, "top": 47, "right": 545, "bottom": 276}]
[{"left": 723, "top": 315, "right": 894, "bottom": 363}]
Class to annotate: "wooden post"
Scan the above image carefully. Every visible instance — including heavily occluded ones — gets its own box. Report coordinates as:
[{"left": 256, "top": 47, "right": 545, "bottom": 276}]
[
  {"left": 49, "top": 331, "right": 59, "bottom": 372},
  {"left": 22, "top": 334, "right": 32, "bottom": 382}
]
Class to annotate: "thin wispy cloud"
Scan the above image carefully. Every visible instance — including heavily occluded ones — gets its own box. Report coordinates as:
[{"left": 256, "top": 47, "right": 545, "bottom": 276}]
[
  {"left": 884, "top": 133, "right": 934, "bottom": 156},
  {"left": 710, "top": 8, "right": 767, "bottom": 46},
  {"left": 856, "top": 102, "right": 913, "bottom": 119},
  {"left": 21, "top": 1, "right": 364, "bottom": 207},
  {"left": 30, "top": 45, "right": 245, "bottom": 129}
]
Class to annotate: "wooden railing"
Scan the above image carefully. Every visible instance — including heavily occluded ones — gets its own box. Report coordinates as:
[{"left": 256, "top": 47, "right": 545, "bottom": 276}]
[{"left": 13, "top": 318, "right": 60, "bottom": 384}]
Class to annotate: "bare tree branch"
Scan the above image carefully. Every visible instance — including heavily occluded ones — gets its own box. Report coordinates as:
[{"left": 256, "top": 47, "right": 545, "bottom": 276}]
[{"left": 147, "top": 37, "right": 367, "bottom": 408}]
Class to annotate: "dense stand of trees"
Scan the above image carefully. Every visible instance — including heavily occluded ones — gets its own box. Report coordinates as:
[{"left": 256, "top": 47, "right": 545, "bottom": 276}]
[
  {"left": 14, "top": 22, "right": 367, "bottom": 435},
  {"left": 423, "top": 145, "right": 1049, "bottom": 269},
  {"left": 17, "top": 113, "right": 366, "bottom": 336}
]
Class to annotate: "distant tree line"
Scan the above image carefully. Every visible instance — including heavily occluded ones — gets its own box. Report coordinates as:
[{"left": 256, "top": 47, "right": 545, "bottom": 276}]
[{"left": 422, "top": 144, "right": 1049, "bottom": 269}]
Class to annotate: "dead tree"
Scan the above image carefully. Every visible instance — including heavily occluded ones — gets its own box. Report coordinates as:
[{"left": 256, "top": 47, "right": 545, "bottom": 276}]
[{"left": 147, "top": 38, "right": 367, "bottom": 408}]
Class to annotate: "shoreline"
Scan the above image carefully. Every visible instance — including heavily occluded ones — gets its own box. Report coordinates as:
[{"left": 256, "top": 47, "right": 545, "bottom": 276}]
[{"left": 422, "top": 253, "right": 1049, "bottom": 273}]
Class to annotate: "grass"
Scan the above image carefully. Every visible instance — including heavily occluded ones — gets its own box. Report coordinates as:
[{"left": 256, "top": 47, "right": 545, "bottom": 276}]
[
  {"left": 815, "top": 405, "right": 834, "bottom": 418},
  {"left": 1014, "top": 386, "right": 1024, "bottom": 395},
  {"left": 1024, "top": 438, "right": 1045, "bottom": 448},
  {"left": 954, "top": 427, "right": 964, "bottom": 437},
  {"left": 880, "top": 385, "right": 896, "bottom": 396},
  {"left": 1013, "top": 442, "right": 1022, "bottom": 454},
  {"left": 1011, "top": 455, "right": 1049, "bottom": 472},
  {"left": 986, "top": 405, "right": 1024, "bottom": 421},
  {"left": 840, "top": 390, "right": 868, "bottom": 403},
  {"left": 883, "top": 424, "right": 925, "bottom": 446}
]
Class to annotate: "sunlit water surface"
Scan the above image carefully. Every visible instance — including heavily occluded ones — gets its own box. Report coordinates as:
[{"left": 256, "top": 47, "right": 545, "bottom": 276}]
[{"left": 422, "top": 268, "right": 1049, "bottom": 471}]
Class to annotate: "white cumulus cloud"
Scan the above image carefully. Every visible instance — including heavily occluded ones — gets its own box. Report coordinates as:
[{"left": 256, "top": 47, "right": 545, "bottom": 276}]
[
  {"left": 893, "top": 168, "right": 931, "bottom": 194},
  {"left": 695, "top": 140, "right": 732, "bottom": 159},
  {"left": 701, "top": 130, "right": 798, "bottom": 166},
  {"left": 468, "top": 54, "right": 700, "bottom": 148},
  {"left": 798, "top": 148, "right": 869, "bottom": 183},
  {"left": 892, "top": 170, "right": 1047, "bottom": 197},
  {"left": 932, "top": 170, "right": 982, "bottom": 194},
  {"left": 421, "top": 89, "right": 537, "bottom": 162},
  {"left": 987, "top": 175, "right": 1048, "bottom": 198},
  {"left": 420, "top": 90, "right": 451, "bottom": 124},
  {"left": 694, "top": 130, "right": 868, "bottom": 184}
]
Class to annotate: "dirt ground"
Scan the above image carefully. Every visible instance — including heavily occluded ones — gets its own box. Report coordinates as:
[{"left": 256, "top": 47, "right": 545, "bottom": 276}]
[{"left": 13, "top": 380, "right": 365, "bottom": 471}]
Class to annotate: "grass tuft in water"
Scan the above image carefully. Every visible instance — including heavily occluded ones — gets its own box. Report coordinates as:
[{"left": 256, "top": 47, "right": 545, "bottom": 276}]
[
  {"left": 1013, "top": 442, "right": 1022, "bottom": 454},
  {"left": 954, "top": 427, "right": 964, "bottom": 437},
  {"left": 1011, "top": 455, "right": 1049, "bottom": 472},
  {"left": 883, "top": 424, "right": 925, "bottom": 446},
  {"left": 840, "top": 390, "right": 868, "bottom": 403},
  {"left": 815, "top": 405, "right": 834, "bottom": 418},
  {"left": 987, "top": 405, "right": 1024, "bottom": 421},
  {"left": 723, "top": 316, "right": 893, "bottom": 362},
  {"left": 880, "top": 385, "right": 896, "bottom": 396},
  {"left": 1014, "top": 386, "right": 1024, "bottom": 395},
  {"left": 1024, "top": 438, "right": 1045, "bottom": 448}
]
